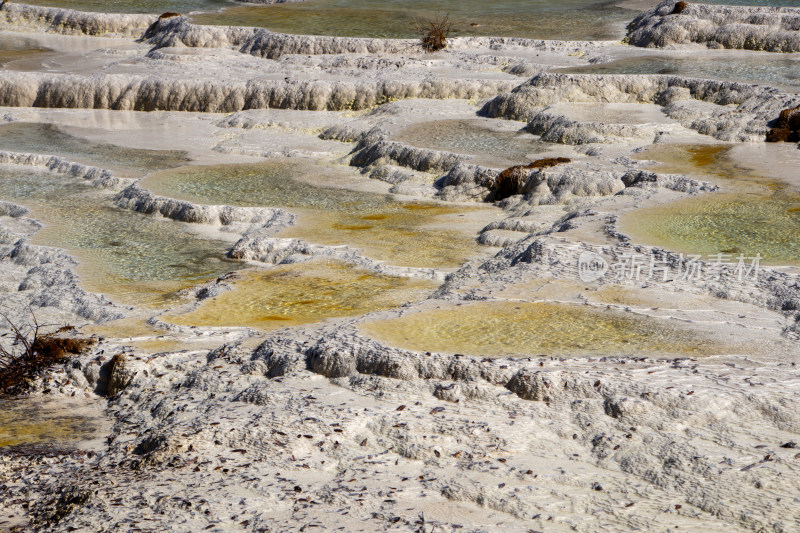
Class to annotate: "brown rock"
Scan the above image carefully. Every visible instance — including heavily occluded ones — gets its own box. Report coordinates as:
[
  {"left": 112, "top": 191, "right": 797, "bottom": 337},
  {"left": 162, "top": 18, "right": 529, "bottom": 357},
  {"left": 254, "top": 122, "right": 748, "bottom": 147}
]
[{"left": 106, "top": 353, "right": 131, "bottom": 397}]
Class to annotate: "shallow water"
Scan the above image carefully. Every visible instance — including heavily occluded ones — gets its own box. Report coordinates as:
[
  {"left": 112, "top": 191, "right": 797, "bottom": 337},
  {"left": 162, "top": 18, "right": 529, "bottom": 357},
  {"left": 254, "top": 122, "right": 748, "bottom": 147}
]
[
  {"left": 19, "top": 0, "right": 800, "bottom": 40},
  {"left": 166, "top": 260, "right": 435, "bottom": 330},
  {"left": 360, "top": 300, "right": 729, "bottom": 357},
  {"left": 0, "top": 123, "right": 190, "bottom": 177},
  {"left": 392, "top": 119, "right": 550, "bottom": 168},
  {"left": 703, "top": 0, "right": 800, "bottom": 6},
  {"left": 0, "top": 399, "right": 105, "bottom": 449},
  {"left": 191, "top": 0, "right": 636, "bottom": 40},
  {"left": 0, "top": 35, "right": 51, "bottom": 68},
  {"left": 142, "top": 161, "right": 488, "bottom": 268},
  {"left": 559, "top": 54, "right": 800, "bottom": 92},
  {"left": 0, "top": 167, "right": 237, "bottom": 307},
  {"left": 18, "top": 0, "right": 230, "bottom": 15},
  {"left": 618, "top": 144, "right": 800, "bottom": 265}
]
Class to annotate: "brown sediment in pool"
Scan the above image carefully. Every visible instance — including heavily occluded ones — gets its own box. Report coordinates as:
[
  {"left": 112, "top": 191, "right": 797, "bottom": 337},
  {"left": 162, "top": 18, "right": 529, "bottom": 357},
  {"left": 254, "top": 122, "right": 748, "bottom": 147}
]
[
  {"left": 164, "top": 260, "right": 436, "bottom": 330},
  {"left": 0, "top": 400, "right": 105, "bottom": 449},
  {"left": 360, "top": 301, "right": 732, "bottom": 358},
  {"left": 280, "top": 206, "right": 483, "bottom": 268},
  {"left": 633, "top": 143, "right": 729, "bottom": 177}
]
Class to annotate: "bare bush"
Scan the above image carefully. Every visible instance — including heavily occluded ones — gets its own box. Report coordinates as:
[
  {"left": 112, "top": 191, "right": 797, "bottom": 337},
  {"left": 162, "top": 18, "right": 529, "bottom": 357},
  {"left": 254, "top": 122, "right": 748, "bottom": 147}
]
[
  {"left": 0, "top": 311, "right": 95, "bottom": 394},
  {"left": 418, "top": 12, "right": 452, "bottom": 53}
]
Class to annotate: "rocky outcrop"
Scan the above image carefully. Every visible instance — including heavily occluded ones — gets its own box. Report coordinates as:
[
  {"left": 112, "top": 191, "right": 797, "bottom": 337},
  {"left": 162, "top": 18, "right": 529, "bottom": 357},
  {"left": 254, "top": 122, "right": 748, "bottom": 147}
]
[
  {"left": 95, "top": 353, "right": 132, "bottom": 397},
  {"left": 2, "top": 240, "right": 123, "bottom": 323},
  {"left": 142, "top": 16, "right": 413, "bottom": 60},
  {"left": 113, "top": 184, "right": 293, "bottom": 231},
  {"left": 482, "top": 73, "right": 799, "bottom": 142},
  {"left": 527, "top": 111, "right": 660, "bottom": 144},
  {"left": 437, "top": 162, "right": 626, "bottom": 204},
  {"left": 0, "top": 72, "right": 515, "bottom": 113},
  {"left": 349, "top": 140, "right": 467, "bottom": 174},
  {"left": 0, "top": 151, "right": 128, "bottom": 189},
  {"left": 0, "top": 2, "right": 154, "bottom": 37},
  {"left": 627, "top": 0, "right": 800, "bottom": 52},
  {"left": 141, "top": 15, "right": 603, "bottom": 60},
  {"left": 0, "top": 200, "right": 28, "bottom": 218},
  {"left": 766, "top": 104, "right": 800, "bottom": 142}
]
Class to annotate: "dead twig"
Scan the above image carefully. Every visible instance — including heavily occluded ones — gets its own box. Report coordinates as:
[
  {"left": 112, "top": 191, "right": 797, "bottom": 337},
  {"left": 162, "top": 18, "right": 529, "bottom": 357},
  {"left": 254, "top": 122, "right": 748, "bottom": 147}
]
[
  {"left": 416, "top": 11, "right": 452, "bottom": 53},
  {"left": 0, "top": 309, "right": 95, "bottom": 395}
]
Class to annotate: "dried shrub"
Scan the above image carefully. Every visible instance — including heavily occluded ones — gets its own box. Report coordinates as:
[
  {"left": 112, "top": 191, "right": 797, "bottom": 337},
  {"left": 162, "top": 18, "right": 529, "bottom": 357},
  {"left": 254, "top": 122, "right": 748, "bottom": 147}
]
[
  {"left": 491, "top": 157, "right": 571, "bottom": 201},
  {"left": 671, "top": 1, "right": 688, "bottom": 15},
  {"left": 419, "top": 13, "right": 452, "bottom": 53},
  {"left": 766, "top": 104, "right": 800, "bottom": 143},
  {"left": 0, "top": 312, "right": 96, "bottom": 395}
]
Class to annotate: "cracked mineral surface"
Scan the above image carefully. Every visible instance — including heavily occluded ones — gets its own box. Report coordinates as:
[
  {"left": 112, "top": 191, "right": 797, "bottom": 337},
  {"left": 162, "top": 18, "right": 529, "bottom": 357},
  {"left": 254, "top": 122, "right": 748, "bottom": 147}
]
[{"left": 1, "top": 1, "right": 799, "bottom": 531}]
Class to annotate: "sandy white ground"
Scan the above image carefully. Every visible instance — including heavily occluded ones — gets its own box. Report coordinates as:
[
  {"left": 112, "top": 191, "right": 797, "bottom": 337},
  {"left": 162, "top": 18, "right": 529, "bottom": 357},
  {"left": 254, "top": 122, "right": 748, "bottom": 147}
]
[{"left": 1, "top": 2, "right": 799, "bottom": 532}]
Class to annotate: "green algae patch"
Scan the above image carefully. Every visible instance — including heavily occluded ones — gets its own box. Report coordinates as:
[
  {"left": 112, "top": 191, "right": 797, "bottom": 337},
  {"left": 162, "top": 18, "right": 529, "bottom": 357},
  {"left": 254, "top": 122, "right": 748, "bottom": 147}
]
[
  {"left": 0, "top": 167, "right": 236, "bottom": 308},
  {"left": 142, "top": 161, "right": 489, "bottom": 268},
  {"left": 360, "top": 301, "right": 730, "bottom": 358},
  {"left": 164, "top": 261, "right": 436, "bottom": 330},
  {"left": 619, "top": 188, "right": 800, "bottom": 265},
  {"left": 620, "top": 144, "right": 800, "bottom": 265}
]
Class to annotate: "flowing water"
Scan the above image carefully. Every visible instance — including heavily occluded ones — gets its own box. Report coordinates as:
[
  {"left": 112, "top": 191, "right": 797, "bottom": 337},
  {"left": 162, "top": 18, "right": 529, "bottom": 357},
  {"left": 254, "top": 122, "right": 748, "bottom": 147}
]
[
  {"left": 141, "top": 161, "right": 491, "bottom": 268},
  {"left": 0, "top": 123, "right": 190, "bottom": 177},
  {"left": 618, "top": 144, "right": 800, "bottom": 265},
  {"left": 165, "top": 259, "right": 435, "bottom": 330},
  {"left": 0, "top": 166, "right": 237, "bottom": 307},
  {"left": 360, "top": 300, "right": 731, "bottom": 357}
]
